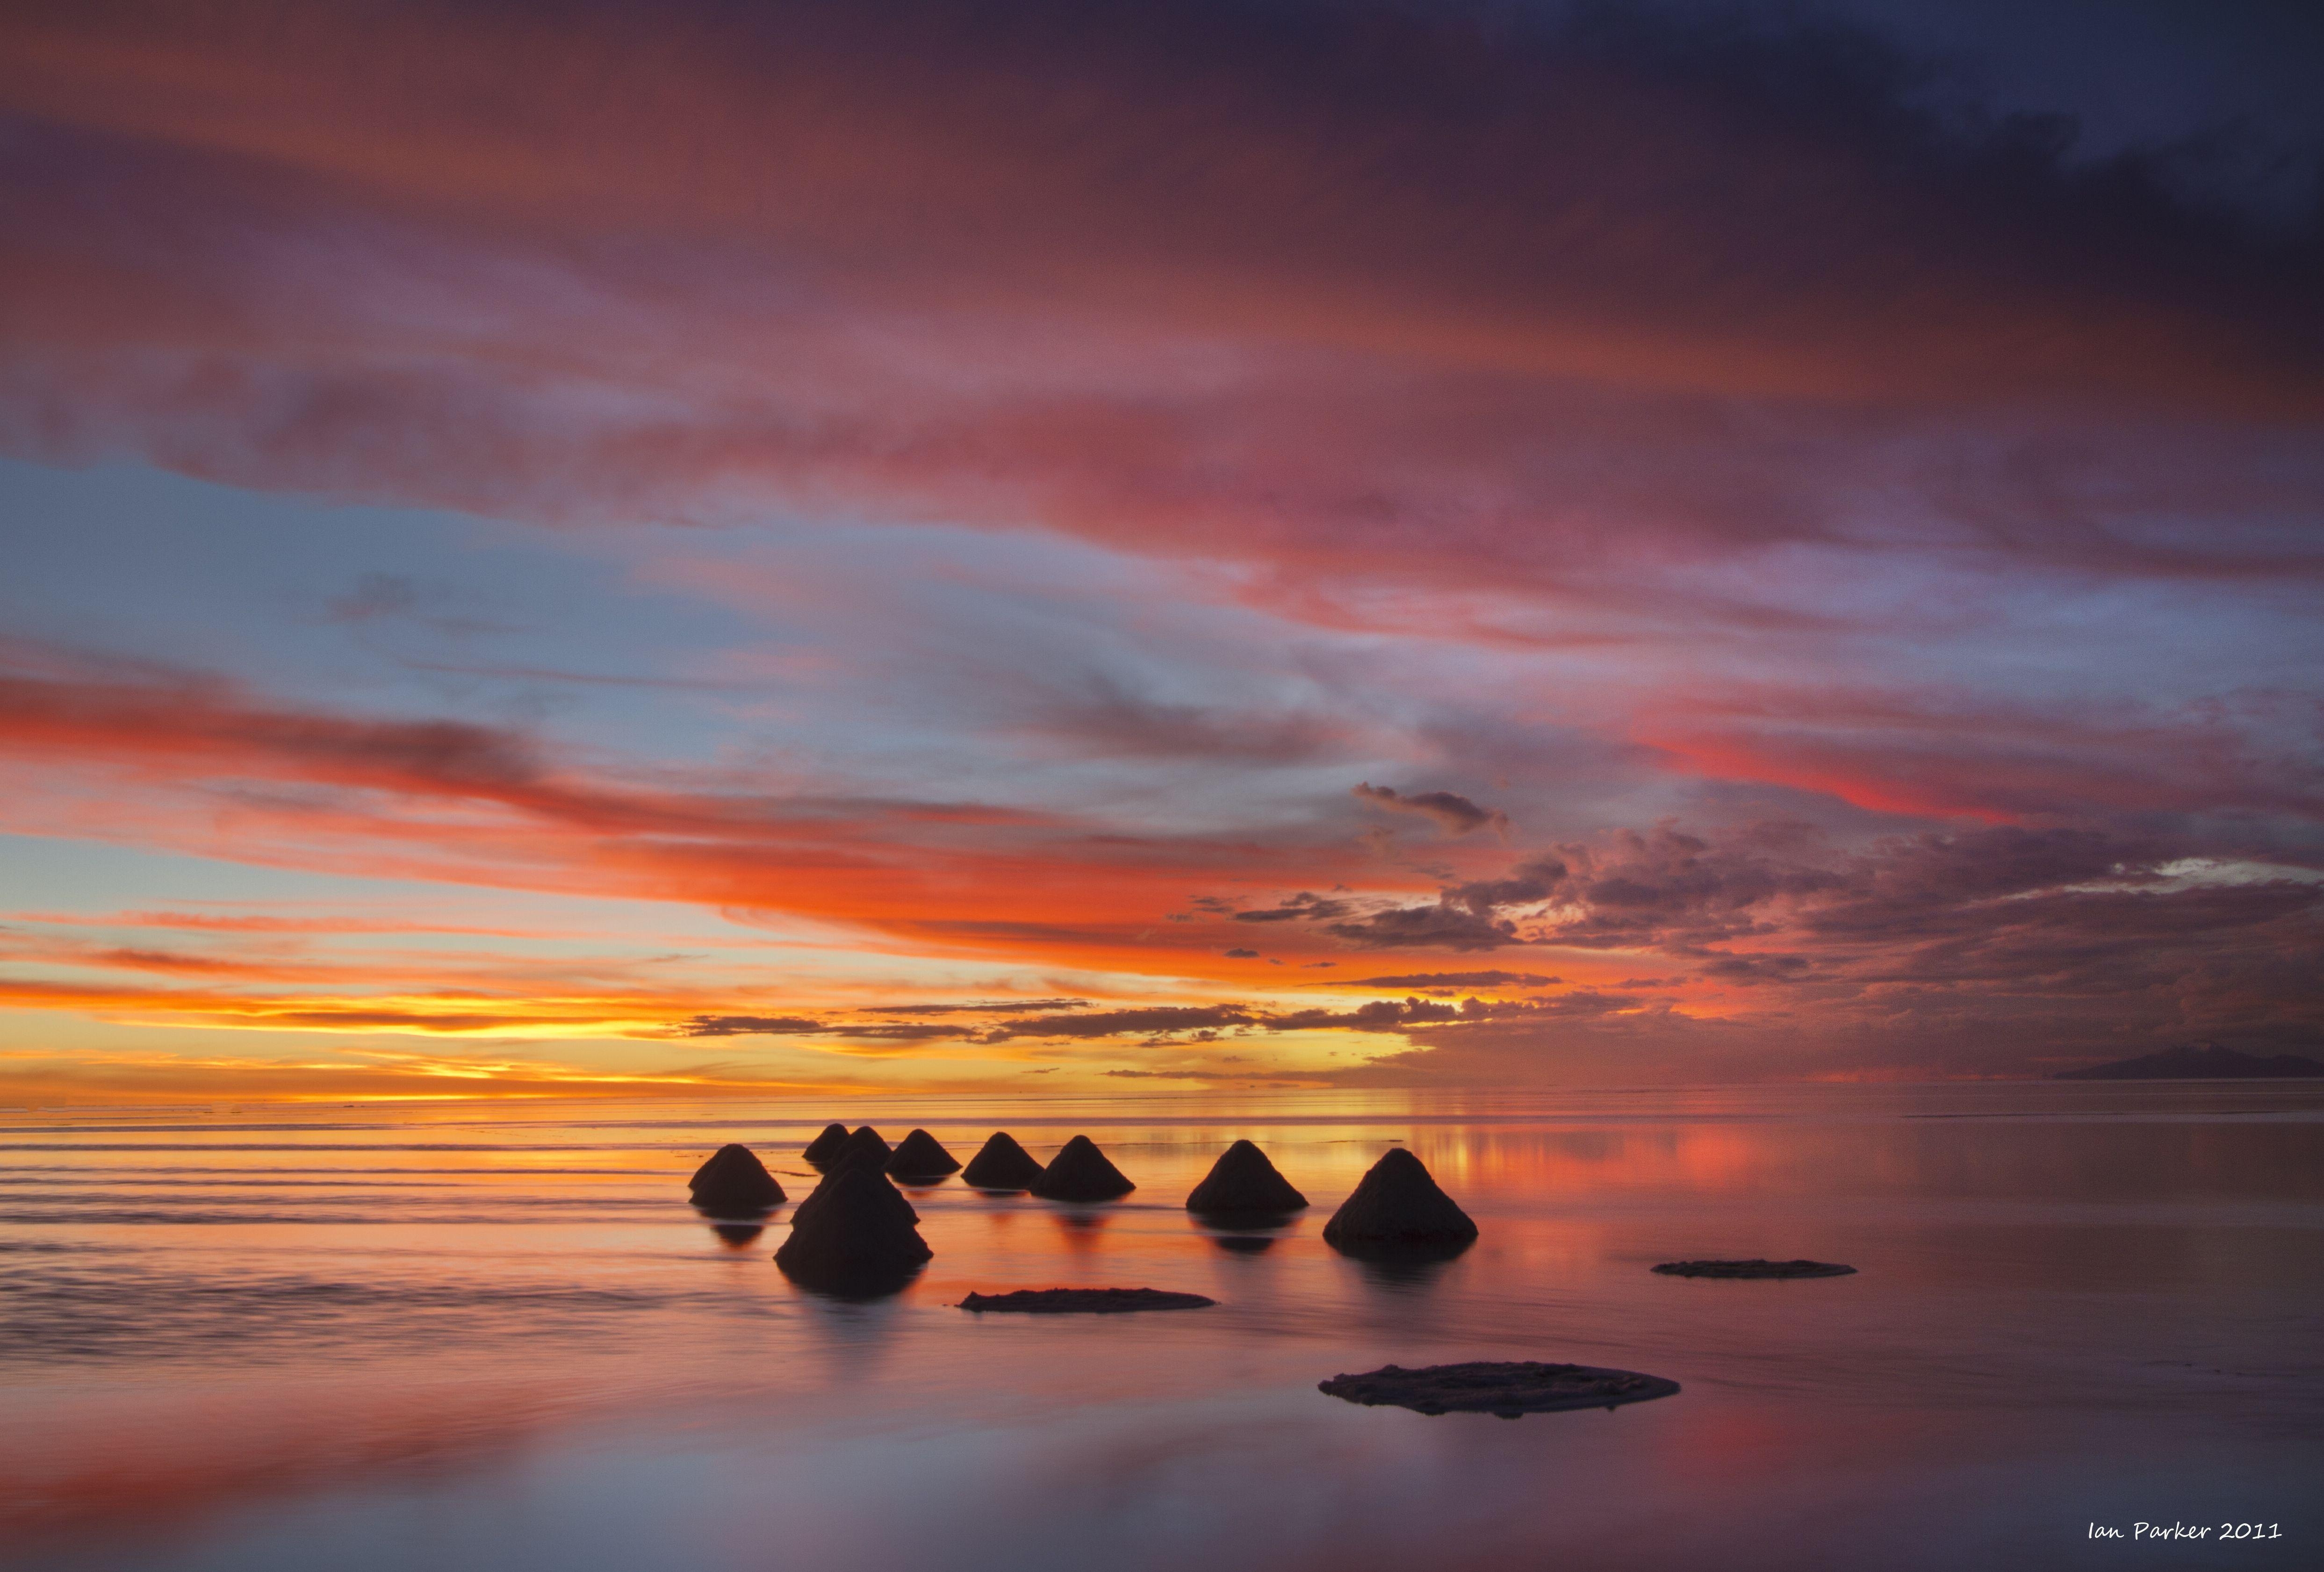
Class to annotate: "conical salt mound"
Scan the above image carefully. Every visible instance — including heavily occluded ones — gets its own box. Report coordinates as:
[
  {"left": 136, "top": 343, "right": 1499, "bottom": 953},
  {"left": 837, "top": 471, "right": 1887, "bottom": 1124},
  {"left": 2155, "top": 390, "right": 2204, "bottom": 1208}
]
[
  {"left": 1185, "top": 1139, "right": 1307, "bottom": 1214},
  {"left": 1322, "top": 1147, "right": 1476, "bottom": 1251},
  {"left": 884, "top": 1128, "right": 960, "bottom": 1181},
  {"left": 802, "top": 1122, "right": 849, "bottom": 1164},
  {"left": 687, "top": 1143, "right": 785, "bottom": 1214},
  {"left": 961, "top": 1132, "right": 1047, "bottom": 1191},
  {"left": 831, "top": 1125, "right": 892, "bottom": 1171},
  {"left": 1029, "top": 1134, "right": 1135, "bottom": 1201},
  {"left": 791, "top": 1157, "right": 919, "bottom": 1231},
  {"left": 774, "top": 1162, "right": 932, "bottom": 1291}
]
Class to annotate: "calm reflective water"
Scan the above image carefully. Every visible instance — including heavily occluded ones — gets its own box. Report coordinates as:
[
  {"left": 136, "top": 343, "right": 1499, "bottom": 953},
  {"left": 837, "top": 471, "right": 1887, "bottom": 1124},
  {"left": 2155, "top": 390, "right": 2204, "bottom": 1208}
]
[{"left": 3, "top": 1084, "right": 2318, "bottom": 1570}]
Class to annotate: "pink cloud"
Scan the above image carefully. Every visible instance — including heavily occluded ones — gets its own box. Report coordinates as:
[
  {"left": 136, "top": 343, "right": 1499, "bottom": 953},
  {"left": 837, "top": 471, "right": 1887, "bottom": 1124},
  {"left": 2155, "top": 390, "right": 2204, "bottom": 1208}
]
[
  {"left": 0, "top": 0, "right": 2315, "bottom": 611},
  {"left": 0, "top": 0, "right": 2316, "bottom": 1084}
]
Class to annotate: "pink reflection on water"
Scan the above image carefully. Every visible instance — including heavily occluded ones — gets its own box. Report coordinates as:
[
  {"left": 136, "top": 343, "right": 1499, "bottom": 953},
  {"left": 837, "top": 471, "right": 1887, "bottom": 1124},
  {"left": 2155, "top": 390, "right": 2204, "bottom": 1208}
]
[{"left": 0, "top": 1084, "right": 2319, "bottom": 1570}]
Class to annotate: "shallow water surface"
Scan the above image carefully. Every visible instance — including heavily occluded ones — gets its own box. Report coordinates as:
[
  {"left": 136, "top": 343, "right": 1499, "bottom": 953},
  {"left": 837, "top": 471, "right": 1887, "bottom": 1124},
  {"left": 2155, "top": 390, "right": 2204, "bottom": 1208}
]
[{"left": 3, "top": 1083, "right": 2318, "bottom": 1570}]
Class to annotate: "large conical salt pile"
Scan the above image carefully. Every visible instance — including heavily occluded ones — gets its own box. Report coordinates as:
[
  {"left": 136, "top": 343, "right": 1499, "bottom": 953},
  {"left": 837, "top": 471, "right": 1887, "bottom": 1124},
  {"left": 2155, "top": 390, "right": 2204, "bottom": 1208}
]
[
  {"left": 774, "top": 1161, "right": 932, "bottom": 1290},
  {"left": 686, "top": 1143, "right": 785, "bottom": 1214},
  {"left": 884, "top": 1128, "right": 961, "bottom": 1181},
  {"left": 790, "top": 1142, "right": 915, "bottom": 1226},
  {"left": 802, "top": 1122, "right": 849, "bottom": 1164},
  {"left": 831, "top": 1125, "right": 892, "bottom": 1171},
  {"left": 1321, "top": 1147, "right": 1476, "bottom": 1252},
  {"left": 961, "top": 1132, "right": 1046, "bottom": 1191},
  {"left": 1185, "top": 1139, "right": 1307, "bottom": 1214},
  {"left": 1029, "top": 1134, "right": 1136, "bottom": 1201},
  {"left": 791, "top": 1155, "right": 919, "bottom": 1231}
]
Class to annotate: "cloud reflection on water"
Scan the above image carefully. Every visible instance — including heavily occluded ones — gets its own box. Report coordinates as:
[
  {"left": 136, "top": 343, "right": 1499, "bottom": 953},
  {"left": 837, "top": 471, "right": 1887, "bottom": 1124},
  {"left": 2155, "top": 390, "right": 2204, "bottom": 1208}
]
[{"left": 0, "top": 1087, "right": 2319, "bottom": 1569}]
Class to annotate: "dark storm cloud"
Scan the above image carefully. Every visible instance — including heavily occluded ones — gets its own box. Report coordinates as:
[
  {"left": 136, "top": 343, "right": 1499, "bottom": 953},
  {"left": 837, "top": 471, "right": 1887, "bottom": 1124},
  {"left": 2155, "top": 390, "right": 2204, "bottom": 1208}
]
[
  {"left": 1216, "top": 818, "right": 2323, "bottom": 1072},
  {"left": 862, "top": 998, "right": 1090, "bottom": 1015},
  {"left": 1523, "top": 824, "right": 1850, "bottom": 948},
  {"left": 1352, "top": 784, "right": 1510, "bottom": 838},
  {"left": 1272, "top": 998, "right": 1461, "bottom": 1030},
  {"left": 677, "top": 1014, "right": 972, "bottom": 1040},
  {"left": 675, "top": 1014, "right": 828, "bottom": 1036},
  {"left": 1442, "top": 857, "right": 1569, "bottom": 916},
  {"left": 1525, "top": 820, "right": 2319, "bottom": 962},
  {"left": 992, "top": 1005, "right": 1263, "bottom": 1038},
  {"left": 1697, "top": 953, "right": 1813, "bottom": 984},
  {"left": 989, "top": 993, "right": 1613, "bottom": 1039},
  {"left": 1324, "top": 905, "right": 1524, "bottom": 950},
  {"left": 1334, "top": 971, "right": 1565, "bottom": 989},
  {"left": 1389, "top": 821, "right": 2324, "bottom": 1060},
  {"left": 1233, "top": 891, "right": 1353, "bottom": 922}
]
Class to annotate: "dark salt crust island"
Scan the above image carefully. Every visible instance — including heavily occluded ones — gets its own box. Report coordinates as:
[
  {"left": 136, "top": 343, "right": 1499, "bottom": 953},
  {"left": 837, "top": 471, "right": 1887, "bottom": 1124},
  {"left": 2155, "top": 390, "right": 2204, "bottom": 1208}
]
[
  {"left": 1029, "top": 1134, "right": 1136, "bottom": 1201},
  {"left": 961, "top": 1132, "right": 1047, "bottom": 1191},
  {"left": 1653, "top": 1259, "right": 1857, "bottom": 1278},
  {"left": 686, "top": 1143, "right": 785, "bottom": 1214},
  {"left": 1185, "top": 1140, "right": 1307, "bottom": 1214},
  {"left": 1320, "top": 1361, "right": 1681, "bottom": 1417},
  {"left": 885, "top": 1128, "right": 961, "bottom": 1181},
  {"left": 775, "top": 1162, "right": 932, "bottom": 1290},
  {"left": 801, "top": 1122, "right": 849, "bottom": 1164},
  {"left": 1321, "top": 1147, "right": 1476, "bottom": 1253},
  {"left": 959, "top": 1288, "right": 1215, "bottom": 1314}
]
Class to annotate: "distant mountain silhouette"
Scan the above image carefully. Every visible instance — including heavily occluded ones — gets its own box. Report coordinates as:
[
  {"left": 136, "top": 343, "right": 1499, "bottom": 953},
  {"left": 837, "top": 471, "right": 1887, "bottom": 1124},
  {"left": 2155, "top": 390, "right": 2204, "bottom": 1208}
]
[{"left": 2054, "top": 1044, "right": 2324, "bottom": 1080}]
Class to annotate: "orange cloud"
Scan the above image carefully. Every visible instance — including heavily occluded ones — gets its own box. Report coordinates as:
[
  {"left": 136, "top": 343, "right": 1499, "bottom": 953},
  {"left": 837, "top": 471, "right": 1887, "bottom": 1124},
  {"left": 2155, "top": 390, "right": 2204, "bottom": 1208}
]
[
  {"left": 6, "top": 909, "right": 579, "bottom": 938},
  {"left": 0, "top": 647, "right": 1387, "bottom": 979}
]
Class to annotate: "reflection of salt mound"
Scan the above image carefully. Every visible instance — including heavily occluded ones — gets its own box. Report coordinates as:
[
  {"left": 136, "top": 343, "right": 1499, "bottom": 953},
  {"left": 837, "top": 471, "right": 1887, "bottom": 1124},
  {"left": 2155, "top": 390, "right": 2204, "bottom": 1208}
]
[
  {"left": 687, "top": 1143, "right": 785, "bottom": 1213},
  {"left": 802, "top": 1123, "right": 849, "bottom": 1164},
  {"left": 885, "top": 1128, "right": 961, "bottom": 1180},
  {"left": 961, "top": 1132, "right": 1046, "bottom": 1190},
  {"left": 1029, "top": 1134, "right": 1136, "bottom": 1201},
  {"left": 1322, "top": 1148, "right": 1475, "bottom": 1253},
  {"left": 831, "top": 1126, "right": 892, "bottom": 1171},
  {"left": 775, "top": 1162, "right": 932, "bottom": 1290},
  {"left": 1185, "top": 1140, "right": 1307, "bottom": 1214}
]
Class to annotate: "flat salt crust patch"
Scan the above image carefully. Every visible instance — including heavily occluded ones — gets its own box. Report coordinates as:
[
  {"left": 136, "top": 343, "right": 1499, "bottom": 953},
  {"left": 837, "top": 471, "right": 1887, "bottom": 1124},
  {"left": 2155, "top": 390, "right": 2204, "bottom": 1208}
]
[
  {"left": 1652, "top": 1258, "right": 1857, "bottom": 1278},
  {"left": 958, "top": 1288, "right": 1216, "bottom": 1314},
  {"left": 1321, "top": 1361, "right": 1680, "bottom": 1417}
]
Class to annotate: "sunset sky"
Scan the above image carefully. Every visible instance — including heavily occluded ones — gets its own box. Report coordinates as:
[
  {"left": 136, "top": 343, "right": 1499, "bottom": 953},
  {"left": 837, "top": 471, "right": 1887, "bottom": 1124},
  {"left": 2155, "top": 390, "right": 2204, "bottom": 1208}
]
[{"left": 2, "top": 0, "right": 2319, "bottom": 1101}]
